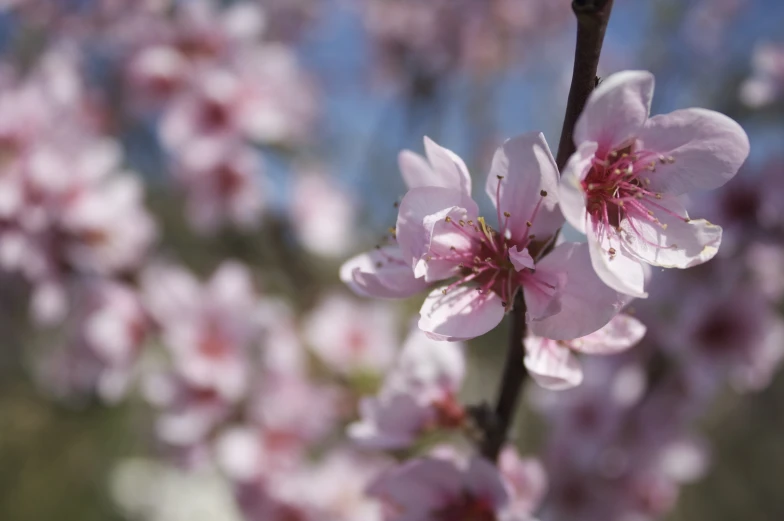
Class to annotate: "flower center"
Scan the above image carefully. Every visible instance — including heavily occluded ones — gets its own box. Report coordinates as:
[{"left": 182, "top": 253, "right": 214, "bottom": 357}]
[
  {"left": 436, "top": 494, "right": 497, "bottom": 521},
  {"left": 428, "top": 182, "right": 551, "bottom": 310},
  {"left": 582, "top": 144, "right": 685, "bottom": 257}
]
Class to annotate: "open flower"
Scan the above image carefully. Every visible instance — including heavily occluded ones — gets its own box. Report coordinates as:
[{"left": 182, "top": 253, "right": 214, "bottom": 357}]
[
  {"left": 394, "top": 132, "right": 628, "bottom": 341},
  {"left": 559, "top": 70, "right": 750, "bottom": 297},
  {"left": 524, "top": 313, "right": 646, "bottom": 390}
]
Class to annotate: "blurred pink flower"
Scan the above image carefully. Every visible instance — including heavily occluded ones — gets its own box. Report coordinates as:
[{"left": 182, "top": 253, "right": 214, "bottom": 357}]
[
  {"left": 173, "top": 137, "right": 265, "bottom": 233},
  {"left": 667, "top": 280, "right": 784, "bottom": 393},
  {"left": 348, "top": 327, "right": 465, "bottom": 450},
  {"left": 35, "top": 279, "right": 148, "bottom": 403},
  {"left": 290, "top": 168, "right": 357, "bottom": 258},
  {"left": 368, "top": 450, "right": 538, "bottom": 521},
  {"left": 524, "top": 314, "right": 646, "bottom": 390},
  {"left": 740, "top": 42, "right": 784, "bottom": 107},
  {"left": 498, "top": 446, "right": 548, "bottom": 520},
  {"left": 159, "top": 45, "right": 315, "bottom": 152},
  {"left": 304, "top": 292, "right": 398, "bottom": 376},
  {"left": 142, "top": 261, "right": 261, "bottom": 402},
  {"left": 560, "top": 70, "right": 749, "bottom": 298}
]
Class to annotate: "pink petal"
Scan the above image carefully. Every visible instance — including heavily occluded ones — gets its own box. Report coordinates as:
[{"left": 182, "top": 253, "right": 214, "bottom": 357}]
[
  {"left": 399, "top": 140, "right": 472, "bottom": 196},
  {"left": 367, "top": 458, "right": 462, "bottom": 511},
  {"left": 419, "top": 285, "right": 505, "bottom": 341},
  {"left": 396, "top": 187, "right": 479, "bottom": 272},
  {"left": 509, "top": 246, "right": 535, "bottom": 271},
  {"left": 575, "top": 70, "right": 654, "bottom": 151},
  {"left": 570, "top": 314, "right": 647, "bottom": 354},
  {"left": 485, "top": 132, "right": 563, "bottom": 243},
  {"left": 522, "top": 270, "right": 563, "bottom": 322},
  {"left": 530, "top": 242, "right": 632, "bottom": 340},
  {"left": 398, "top": 149, "right": 436, "bottom": 189},
  {"left": 588, "top": 225, "right": 649, "bottom": 298},
  {"left": 347, "top": 394, "right": 431, "bottom": 450},
  {"left": 423, "top": 136, "right": 472, "bottom": 196},
  {"left": 463, "top": 458, "right": 511, "bottom": 510},
  {"left": 623, "top": 196, "right": 722, "bottom": 269},
  {"left": 499, "top": 448, "right": 548, "bottom": 517},
  {"left": 416, "top": 206, "right": 479, "bottom": 282},
  {"left": 639, "top": 108, "right": 750, "bottom": 196},
  {"left": 558, "top": 141, "right": 597, "bottom": 234},
  {"left": 524, "top": 336, "right": 584, "bottom": 390},
  {"left": 340, "top": 246, "right": 428, "bottom": 299}
]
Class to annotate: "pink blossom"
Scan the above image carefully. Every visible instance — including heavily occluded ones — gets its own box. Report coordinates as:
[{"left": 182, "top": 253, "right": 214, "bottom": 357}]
[
  {"left": 173, "top": 137, "right": 265, "bottom": 233},
  {"left": 246, "top": 372, "right": 343, "bottom": 456},
  {"left": 394, "top": 132, "right": 628, "bottom": 340},
  {"left": 498, "top": 446, "right": 548, "bottom": 519},
  {"left": 159, "top": 45, "right": 315, "bottom": 152},
  {"left": 141, "top": 261, "right": 261, "bottom": 402},
  {"left": 739, "top": 42, "right": 784, "bottom": 108},
  {"left": 304, "top": 292, "right": 398, "bottom": 376},
  {"left": 123, "top": 0, "right": 266, "bottom": 110},
  {"left": 524, "top": 313, "right": 646, "bottom": 390},
  {"left": 560, "top": 70, "right": 750, "bottom": 298},
  {"left": 143, "top": 372, "right": 231, "bottom": 451},
  {"left": 35, "top": 279, "right": 148, "bottom": 402},
  {"left": 348, "top": 327, "right": 465, "bottom": 450},
  {"left": 666, "top": 278, "right": 784, "bottom": 393},
  {"left": 290, "top": 167, "right": 357, "bottom": 258},
  {"left": 368, "top": 451, "right": 532, "bottom": 521}
]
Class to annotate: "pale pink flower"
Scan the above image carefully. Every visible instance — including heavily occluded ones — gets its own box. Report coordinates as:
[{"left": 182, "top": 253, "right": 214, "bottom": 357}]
[
  {"left": 60, "top": 173, "right": 158, "bottom": 275},
  {"left": 498, "top": 446, "right": 548, "bottom": 519},
  {"left": 739, "top": 42, "right": 784, "bottom": 108},
  {"left": 560, "top": 70, "right": 750, "bottom": 297},
  {"left": 173, "top": 137, "right": 265, "bottom": 233},
  {"left": 368, "top": 452, "right": 530, "bottom": 521},
  {"left": 246, "top": 372, "right": 343, "bottom": 454},
  {"left": 262, "top": 450, "right": 385, "bottom": 521},
  {"left": 348, "top": 327, "right": 465, "bottom": 450},
  {"left": 747, "top": 242, "right": 784, "bottom": 303},
  {"left": 303, "top": 292, "right": 398, "bottom": 376},
  {"left": 141, "top": 261, "right": 261, "bottom": 402},
  {"left": 159, "top": 46, "right": 315, "bottom": 152},
  {"left": 142, "top": 371, "right": 231, "bottom": 450},
  {"left": 34, "top": 279, "right": 148, "bottom": 402},
  {"left": 667, "top": 280, "right": 784, "bottom": 393},
  {"left": 123, "top": 0, "right": 266, "bottom": 110},
  {"left": 524, "top": 313, "right": 646, "bottom": 390},
  {"left": 290, "top": 168, "right": 357, "bottom": 258},
  {"left": 394, "top": 132, "right": 628, "bottom": 340}
]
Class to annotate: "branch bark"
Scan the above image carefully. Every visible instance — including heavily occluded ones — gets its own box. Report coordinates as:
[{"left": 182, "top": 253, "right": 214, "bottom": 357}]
[
  {"left": 480, "top": 0, "right": 615, "bottom": 462},
  {"left": 556, "top": 0, "right": 615, "bottom": 171}
]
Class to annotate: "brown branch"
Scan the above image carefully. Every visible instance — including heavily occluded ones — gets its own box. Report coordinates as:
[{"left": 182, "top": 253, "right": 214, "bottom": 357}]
[
  {"left": 555, "top": 0, "right": 616, "bottom": 171},
  {"left": 479, "top": 0, "right": 615, "bottom": 462},
  {"left": 480, "top": 292, "right": 527, "bottom": 460}
]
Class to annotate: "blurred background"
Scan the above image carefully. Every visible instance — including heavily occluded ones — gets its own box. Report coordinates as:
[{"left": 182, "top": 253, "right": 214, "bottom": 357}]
[{"left": 0, "top": 1, "right": 782, "bottom": 520}]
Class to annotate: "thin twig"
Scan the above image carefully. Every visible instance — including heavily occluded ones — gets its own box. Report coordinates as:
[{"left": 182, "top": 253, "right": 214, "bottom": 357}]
[
  {"left": 480, "top": 0, "right": 615, "bottom": 462},
  {"left": 556, "top": 0, "right": 615, "bottom": 171},
  {"left": 480, "top": 292, "right": 527, "bottom": 460}
]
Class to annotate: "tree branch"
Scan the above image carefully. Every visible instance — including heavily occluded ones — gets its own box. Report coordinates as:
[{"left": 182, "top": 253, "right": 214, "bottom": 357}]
[
  {"left": 480, "top": 0, "right": 615, "bottom": 462},
  {"left": 555, "top": 0, "right": 615, "bottom": 171},
  {"left": 481, "top": 292, "right": 527, "bottom": 460}
]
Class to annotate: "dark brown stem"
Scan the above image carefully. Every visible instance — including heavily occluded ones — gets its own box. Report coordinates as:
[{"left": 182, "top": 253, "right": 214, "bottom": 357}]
[
  {"left": 555, "top": 0, "right": 616, "bottom": 171},
  {"left": 480, "top": 0, "right": 615, "bottom": 463},
  {"left": 481, "top": 292, "right": 527, "bottom": 460}
]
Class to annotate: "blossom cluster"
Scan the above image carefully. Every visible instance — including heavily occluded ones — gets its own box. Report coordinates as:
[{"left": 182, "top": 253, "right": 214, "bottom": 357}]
[{"left": 0, "top": 2, "right": 781, "bottom": 521}]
